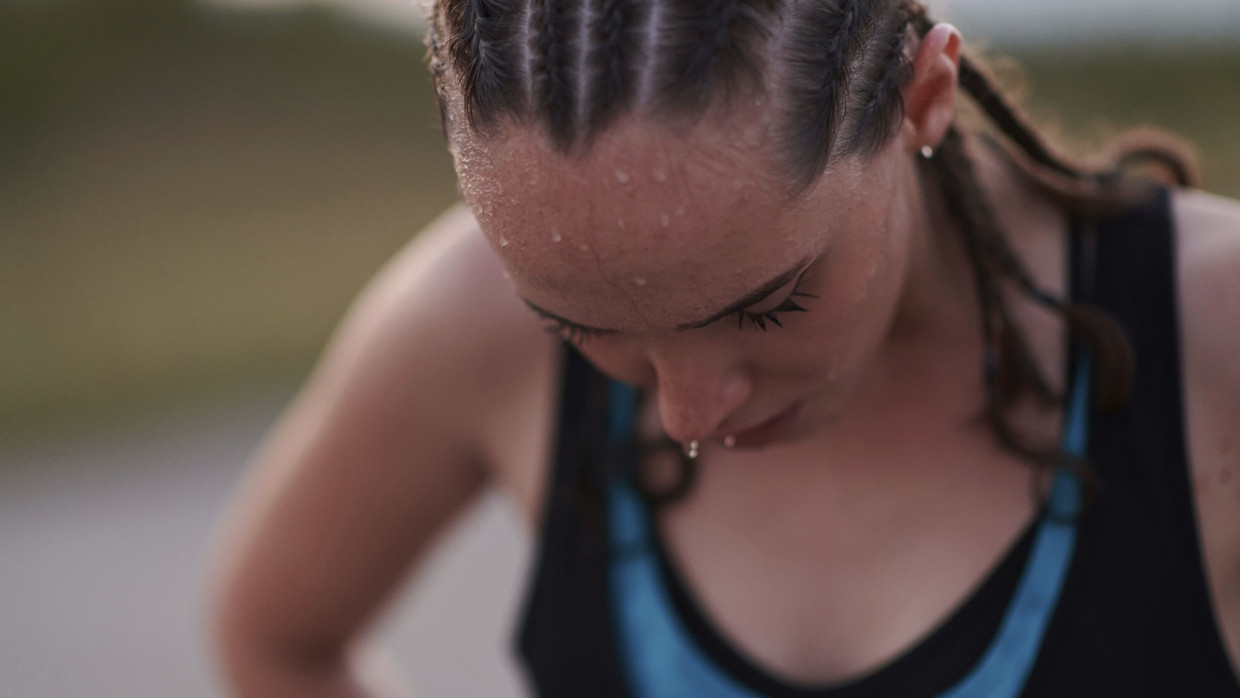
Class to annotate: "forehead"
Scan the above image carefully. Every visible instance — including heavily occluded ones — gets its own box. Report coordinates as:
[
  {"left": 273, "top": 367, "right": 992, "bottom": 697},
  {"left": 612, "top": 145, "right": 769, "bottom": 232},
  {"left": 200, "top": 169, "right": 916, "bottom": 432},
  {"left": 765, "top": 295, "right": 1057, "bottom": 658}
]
[{"left": 454, "top": 116, "right": 863, "bottom": 330}]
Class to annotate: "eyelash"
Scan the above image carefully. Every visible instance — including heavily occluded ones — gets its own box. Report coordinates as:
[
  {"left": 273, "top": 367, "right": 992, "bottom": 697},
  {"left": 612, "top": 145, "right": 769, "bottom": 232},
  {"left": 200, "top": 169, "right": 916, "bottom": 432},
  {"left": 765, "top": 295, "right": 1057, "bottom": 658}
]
[
  {"left": 541, "top": 277, "right": 817, "bottom": 345},
  {"left": 734, "top": 289, "right": 816, "bottom": 331},
  {"left": 544, "top": 322, "right": 608, "bottom": 347}
]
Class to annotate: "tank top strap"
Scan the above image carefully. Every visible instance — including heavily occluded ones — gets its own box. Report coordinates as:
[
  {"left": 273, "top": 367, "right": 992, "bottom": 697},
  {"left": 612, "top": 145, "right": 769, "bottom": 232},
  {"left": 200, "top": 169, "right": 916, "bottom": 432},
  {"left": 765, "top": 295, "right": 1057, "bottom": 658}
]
[{"left": 517, "top": 346, "right": 631, "bottom": 698}]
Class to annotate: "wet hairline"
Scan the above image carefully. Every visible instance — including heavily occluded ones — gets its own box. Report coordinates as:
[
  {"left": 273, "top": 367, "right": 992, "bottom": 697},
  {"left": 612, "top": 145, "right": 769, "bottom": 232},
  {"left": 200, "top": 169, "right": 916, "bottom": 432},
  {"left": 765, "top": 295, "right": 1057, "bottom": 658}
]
[{"left": 449, "top": 99, "right": 837, "bottom": 209}]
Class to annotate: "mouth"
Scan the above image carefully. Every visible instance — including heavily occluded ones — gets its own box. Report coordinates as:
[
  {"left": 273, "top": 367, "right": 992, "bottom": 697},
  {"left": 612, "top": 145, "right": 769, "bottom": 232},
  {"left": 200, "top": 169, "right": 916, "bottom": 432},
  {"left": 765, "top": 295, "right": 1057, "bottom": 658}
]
[{"left": 719, "top": 402, "right": 802, "bottom": 450}]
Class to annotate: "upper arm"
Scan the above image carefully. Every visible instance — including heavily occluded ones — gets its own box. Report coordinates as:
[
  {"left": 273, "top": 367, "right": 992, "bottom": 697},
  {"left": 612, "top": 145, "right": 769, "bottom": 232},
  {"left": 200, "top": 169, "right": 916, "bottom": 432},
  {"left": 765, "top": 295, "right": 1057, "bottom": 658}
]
[
  {"left": 1178, "top": 190, "right": 1240, "bottom": 454},
  {"left": 208, "top": 205, "right": 558, "bottom": 668},
  {"left": 1179, "top": 190, "right": 1240, "bottom": 404},
  {"left": 1175, "top": 188, "right": 1240, "bottom": 665}
]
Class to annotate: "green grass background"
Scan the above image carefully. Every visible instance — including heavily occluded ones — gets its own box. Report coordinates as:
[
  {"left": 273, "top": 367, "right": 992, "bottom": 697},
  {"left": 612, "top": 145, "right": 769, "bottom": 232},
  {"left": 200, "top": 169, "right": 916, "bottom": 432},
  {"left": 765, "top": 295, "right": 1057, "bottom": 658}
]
[{"left": 3, "top": 1, "right": 1238, "bottom": 439}]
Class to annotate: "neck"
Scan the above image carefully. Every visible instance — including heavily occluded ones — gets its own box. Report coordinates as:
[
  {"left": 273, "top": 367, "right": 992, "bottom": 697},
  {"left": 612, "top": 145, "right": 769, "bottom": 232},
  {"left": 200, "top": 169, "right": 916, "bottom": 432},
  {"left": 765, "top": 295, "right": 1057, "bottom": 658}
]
[
  {"left": 870, "top": 139, "right": 1070, "bottom": 428},
  {"left": 886, "top": 154, "right": 983, "bottom": 345}
]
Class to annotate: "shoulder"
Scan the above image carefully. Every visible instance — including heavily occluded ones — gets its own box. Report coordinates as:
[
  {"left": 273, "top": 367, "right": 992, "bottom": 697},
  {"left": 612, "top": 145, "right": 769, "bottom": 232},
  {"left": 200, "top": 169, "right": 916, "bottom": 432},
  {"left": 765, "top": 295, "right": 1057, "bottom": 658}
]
[
  {"left": 1174, "top": 188, "right": 1240, "bottom": 281},
  {"left": 1174, "top": 188, "right": 1240, "bottom": 661},
  {"left": 207, "top": 207, "right": 561, "bottom": 663},
  {"left": 1174, "top": 188, "right": 1240, "bottom": 402},
  {"left": 311, "top": 204, "right": 561, "bottom": 500},
  {"left": 359, "top": 203, "right": 555, "bottom": 377}
]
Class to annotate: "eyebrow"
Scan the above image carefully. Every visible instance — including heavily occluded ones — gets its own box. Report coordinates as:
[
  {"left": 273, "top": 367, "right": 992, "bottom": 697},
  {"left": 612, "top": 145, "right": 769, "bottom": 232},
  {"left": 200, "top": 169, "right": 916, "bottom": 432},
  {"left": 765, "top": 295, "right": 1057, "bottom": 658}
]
[{"left": 520, "top": 255, "right": 812, "bottom": 334}]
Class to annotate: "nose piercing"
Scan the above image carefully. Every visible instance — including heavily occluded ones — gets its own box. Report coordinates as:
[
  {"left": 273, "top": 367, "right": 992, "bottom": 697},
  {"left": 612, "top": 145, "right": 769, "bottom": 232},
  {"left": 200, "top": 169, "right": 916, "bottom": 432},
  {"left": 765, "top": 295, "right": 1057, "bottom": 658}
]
[
  {"left": 683, "top": 440, "right": 700, "bottom": 459},
  {"left": 723, "top": 434, "right": 736, "bottom": 449}
]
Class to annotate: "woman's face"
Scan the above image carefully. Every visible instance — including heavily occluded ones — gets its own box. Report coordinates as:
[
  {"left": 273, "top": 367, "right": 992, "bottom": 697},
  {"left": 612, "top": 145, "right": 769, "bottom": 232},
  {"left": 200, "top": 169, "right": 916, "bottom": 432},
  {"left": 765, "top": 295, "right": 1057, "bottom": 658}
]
[{"left": 454, "top": 113, "right": 920, "bottom": 449}]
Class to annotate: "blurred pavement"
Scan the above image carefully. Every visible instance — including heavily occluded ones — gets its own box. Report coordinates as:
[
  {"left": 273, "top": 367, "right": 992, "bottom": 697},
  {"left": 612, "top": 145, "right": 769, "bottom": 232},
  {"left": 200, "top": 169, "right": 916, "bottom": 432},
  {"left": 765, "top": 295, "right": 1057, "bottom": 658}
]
[{"left": 0, "top": 390, "right": 530, "bottom": 698}]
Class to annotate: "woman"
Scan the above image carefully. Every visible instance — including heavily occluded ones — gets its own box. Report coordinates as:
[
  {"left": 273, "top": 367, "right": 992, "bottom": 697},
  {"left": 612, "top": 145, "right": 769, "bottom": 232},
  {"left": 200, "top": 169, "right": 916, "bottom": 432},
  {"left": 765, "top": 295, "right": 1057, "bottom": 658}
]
[{"left": 209, "top": 0, "right": 1240, "bottom": 695}]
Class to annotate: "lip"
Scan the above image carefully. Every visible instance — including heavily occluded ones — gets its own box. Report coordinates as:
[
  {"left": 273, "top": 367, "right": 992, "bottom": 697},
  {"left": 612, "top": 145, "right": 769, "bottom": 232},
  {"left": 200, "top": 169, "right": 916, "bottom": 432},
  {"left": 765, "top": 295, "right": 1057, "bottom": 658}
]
[{"left": 719, "top": 402, "right": 802, "bottom": 450}]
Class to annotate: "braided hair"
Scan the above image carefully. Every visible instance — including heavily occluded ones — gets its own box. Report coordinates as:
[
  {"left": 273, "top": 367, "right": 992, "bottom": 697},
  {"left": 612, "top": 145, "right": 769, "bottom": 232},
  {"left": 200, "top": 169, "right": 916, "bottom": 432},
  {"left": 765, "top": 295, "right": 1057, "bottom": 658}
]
[{"left": 426, "top": 0, "right": 1196, "bottom": 501}]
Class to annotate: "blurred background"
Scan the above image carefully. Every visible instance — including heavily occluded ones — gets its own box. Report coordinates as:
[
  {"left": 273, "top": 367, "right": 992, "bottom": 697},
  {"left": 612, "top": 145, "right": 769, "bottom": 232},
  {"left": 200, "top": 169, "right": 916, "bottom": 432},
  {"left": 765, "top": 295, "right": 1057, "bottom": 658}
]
[{"left": 1, "top": 1, "right": 1237, "bottom": 696}]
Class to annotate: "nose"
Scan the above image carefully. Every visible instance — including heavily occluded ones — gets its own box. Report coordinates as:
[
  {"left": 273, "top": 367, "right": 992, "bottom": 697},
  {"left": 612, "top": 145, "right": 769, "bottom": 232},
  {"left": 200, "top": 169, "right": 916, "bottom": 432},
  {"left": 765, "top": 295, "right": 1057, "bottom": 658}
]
[{"left": 649, "top": 345, "right": 751, "bottom": 444}]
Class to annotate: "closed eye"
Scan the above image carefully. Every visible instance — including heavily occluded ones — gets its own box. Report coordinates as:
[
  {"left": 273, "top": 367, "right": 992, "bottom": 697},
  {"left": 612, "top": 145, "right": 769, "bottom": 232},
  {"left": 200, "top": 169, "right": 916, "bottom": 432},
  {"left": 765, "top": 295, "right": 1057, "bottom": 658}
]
[
  {"left": 540, "top": 317, "right": 613, "bottom": 346},
  {"left": 520, "top": 257, "right": 817, "bottom": 341},
  {"left": 735, "top": 289, "right": 816, "bottom": 331}
]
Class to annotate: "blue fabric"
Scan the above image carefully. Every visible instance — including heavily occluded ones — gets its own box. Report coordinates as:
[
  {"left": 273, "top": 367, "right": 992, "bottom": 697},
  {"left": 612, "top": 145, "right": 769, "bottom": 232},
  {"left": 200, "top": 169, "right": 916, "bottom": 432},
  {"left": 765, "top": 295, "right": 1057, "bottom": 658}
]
[
  {"left": 607, "top": 381, "right": 763, "bottom": 698},
  {"left": 934, "top": 352, "right": 1090, "bottom": 698},
  {"left": 605, "top": 353, "right": 1092, "bottom": 698}
]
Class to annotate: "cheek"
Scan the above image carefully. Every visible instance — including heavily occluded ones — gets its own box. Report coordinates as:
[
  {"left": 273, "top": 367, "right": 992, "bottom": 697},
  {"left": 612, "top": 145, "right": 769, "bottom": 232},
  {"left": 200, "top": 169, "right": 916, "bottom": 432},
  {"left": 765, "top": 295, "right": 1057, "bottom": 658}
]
[
  {"left": 780, "top": 237, "right": 906, "bottom": 376},
  {"left": 825, "top": 213, "right": 909, "bottom": 328},
  {"left": 799, "top": 246, "right": 891, "bottom": 333},
  {"left": 838, "top": 217, "right": 902, "bottom": 297}
]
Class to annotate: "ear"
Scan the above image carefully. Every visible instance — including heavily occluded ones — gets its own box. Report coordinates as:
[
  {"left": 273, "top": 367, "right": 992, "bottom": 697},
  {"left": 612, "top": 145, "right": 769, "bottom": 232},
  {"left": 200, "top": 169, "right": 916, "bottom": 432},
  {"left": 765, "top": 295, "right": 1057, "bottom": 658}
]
[{"left": 900, "top": 23, "right": 962, "bottom": 155}]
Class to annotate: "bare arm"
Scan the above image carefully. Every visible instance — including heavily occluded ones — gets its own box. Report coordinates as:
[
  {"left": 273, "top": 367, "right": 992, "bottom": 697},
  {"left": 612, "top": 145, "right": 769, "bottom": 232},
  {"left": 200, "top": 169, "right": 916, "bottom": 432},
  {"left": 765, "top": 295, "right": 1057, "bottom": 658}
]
[
  {"left": 206, "top": 206, "right": 557, "bottom": 696},
  {"left": 1177, "top": 189, "right": 1240, "bottom": 673}
]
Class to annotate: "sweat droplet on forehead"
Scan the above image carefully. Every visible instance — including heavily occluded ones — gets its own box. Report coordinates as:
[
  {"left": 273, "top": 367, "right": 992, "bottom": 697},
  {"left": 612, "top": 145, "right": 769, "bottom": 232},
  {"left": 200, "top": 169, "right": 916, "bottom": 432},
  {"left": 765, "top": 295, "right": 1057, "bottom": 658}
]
[{"left": 454, "top": 120, "right": 841, "bottom": 309}]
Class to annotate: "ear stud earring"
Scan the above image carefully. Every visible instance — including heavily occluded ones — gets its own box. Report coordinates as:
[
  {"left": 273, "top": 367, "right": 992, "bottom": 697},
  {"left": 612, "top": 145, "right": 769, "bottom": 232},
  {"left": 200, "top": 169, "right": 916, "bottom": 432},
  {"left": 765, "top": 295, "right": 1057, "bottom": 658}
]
[
  {"left": 920, "top": 145, "right": 935, "bottom": 160},
  {"left": 723, "top": 435, "right": 736, "bottom": 449}
]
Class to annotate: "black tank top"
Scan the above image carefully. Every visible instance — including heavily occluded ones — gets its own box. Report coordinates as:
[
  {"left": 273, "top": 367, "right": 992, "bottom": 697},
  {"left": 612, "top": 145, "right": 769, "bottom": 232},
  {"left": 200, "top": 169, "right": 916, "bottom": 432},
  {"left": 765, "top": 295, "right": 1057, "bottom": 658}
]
[{"left": 514, "top": 188, "right": 1240, "bottom": 696}]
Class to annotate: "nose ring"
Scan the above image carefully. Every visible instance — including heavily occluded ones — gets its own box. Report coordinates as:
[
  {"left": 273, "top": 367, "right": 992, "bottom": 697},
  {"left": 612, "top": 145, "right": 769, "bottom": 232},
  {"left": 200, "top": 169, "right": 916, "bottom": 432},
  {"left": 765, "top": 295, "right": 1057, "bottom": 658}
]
[{"left": 683, "top": 436, "right": 736, "bottom": 457}]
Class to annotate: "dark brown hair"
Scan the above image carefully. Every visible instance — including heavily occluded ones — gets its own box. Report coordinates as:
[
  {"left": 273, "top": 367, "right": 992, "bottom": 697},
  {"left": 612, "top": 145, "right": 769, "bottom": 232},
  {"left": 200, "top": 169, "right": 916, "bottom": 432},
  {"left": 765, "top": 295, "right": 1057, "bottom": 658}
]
[{"left": 426, "top": 0, "right": 1196, "bottom": 495}]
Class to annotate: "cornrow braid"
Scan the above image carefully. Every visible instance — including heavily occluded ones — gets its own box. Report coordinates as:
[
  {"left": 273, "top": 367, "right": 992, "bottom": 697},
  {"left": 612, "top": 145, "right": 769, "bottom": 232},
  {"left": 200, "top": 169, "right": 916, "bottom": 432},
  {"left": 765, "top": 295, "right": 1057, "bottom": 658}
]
[
  {"left": 586, "top": 0, "right": 643, "bottom": 133},
  {"left": 907, "top": 12, "right": 1083, "bottom": 184},
  {"left": 931, "top": 127, "right": 1062, "bottom": 464},
  {"left": 529, "top": 0, "right": 581, "bottom": 147},
  {"left": 841, "top": 2, "right": 915, "bottom": 157},
  {"left": 780, "top": 0, "right": 878, "bottom": 185},
  {"left": 957, "top": 52, "right": 1195, "bottom": 194},
  {"left": 783, "top": 0, "right": 863, "bottom": 183},
  {"left": 444, "top": 0, "right": 527, "bottom": 129},
  {"left": 911, "top": 8, "right": 1196, "bottom": 208},
  {"left": 924, "top": 75, "right": 1140, "bottom": 487},
  {"left": 904, "top": 13, "right": 1139, "bottom": 416},
  {"left": 654, "top": 0, "right": 778, "bottom": 113},
  {"left": 957, "top": 158, "right": 1135, "bottom": 411}
]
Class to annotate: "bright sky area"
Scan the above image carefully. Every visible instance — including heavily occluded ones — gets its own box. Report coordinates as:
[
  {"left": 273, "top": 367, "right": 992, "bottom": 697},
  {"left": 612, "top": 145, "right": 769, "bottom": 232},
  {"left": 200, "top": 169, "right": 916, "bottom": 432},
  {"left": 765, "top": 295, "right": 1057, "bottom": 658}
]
[{"left": 202, "top": 0, "right": 1240, "bottom": 47}]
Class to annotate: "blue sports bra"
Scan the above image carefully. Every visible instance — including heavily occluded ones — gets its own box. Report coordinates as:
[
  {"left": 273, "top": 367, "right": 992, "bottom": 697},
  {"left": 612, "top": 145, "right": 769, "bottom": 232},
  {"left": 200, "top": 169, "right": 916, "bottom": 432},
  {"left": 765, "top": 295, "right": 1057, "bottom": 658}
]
[{"left": 603, "top": 354, "right": 1091, "bottom": 698}]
